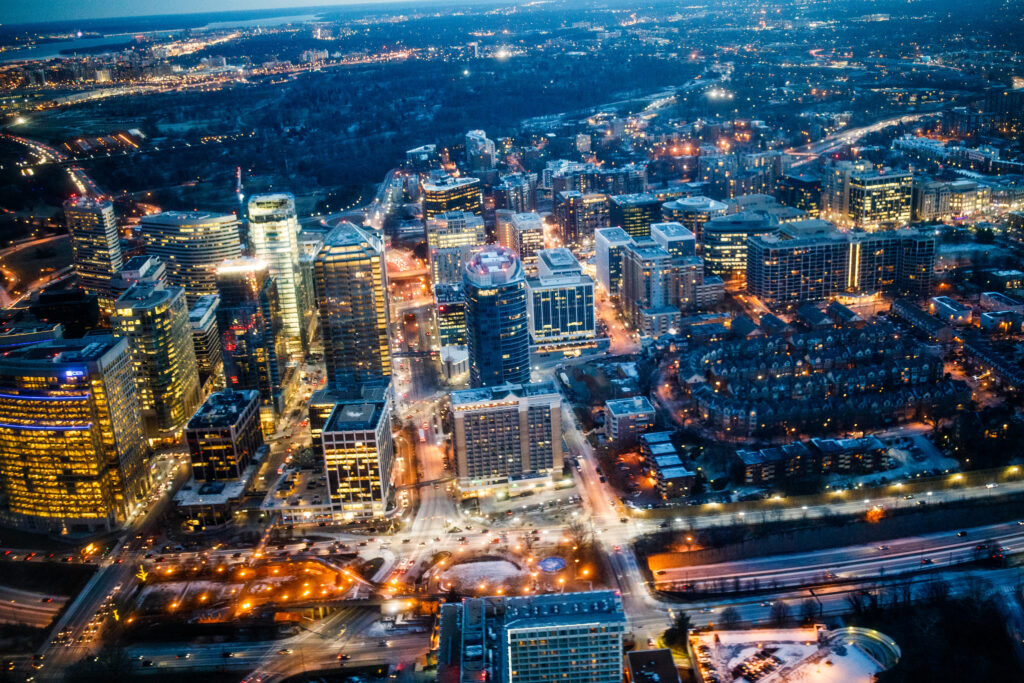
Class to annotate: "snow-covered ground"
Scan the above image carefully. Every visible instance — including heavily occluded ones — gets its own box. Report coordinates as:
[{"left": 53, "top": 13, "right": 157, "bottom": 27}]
[{"left": 440, "top": 560, "right": 525, "bottom": 591}]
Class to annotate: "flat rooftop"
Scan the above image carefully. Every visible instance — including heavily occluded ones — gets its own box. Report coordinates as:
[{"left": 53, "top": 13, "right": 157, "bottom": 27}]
[
  {"left": 324, "top": 401, "right": 384, "bottom": 431},
  {"left": 187, "top": 389, "right": 259, "bottom": 430},
  {"left": 605, "top": 396, "right": 655, "bottom": 416}
]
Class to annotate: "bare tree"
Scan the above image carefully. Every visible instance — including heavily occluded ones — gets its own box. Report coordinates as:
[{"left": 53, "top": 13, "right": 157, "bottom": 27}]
[
  {"left": 800, "top": 598, "right": 818, "bottom": 624},
  {"left": 720, "top": 606, "right": 741, "bottom": 629},
  {"left": 769, "top": 600, "right": 791, "bottom": 627}
]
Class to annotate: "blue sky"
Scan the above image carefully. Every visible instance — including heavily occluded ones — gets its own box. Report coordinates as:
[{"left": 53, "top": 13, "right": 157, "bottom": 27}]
[{"left": 2, "top": 1, "right": 402, "bottom": 25}]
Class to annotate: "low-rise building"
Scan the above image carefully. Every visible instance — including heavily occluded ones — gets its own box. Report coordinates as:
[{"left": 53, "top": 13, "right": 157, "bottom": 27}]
[{"left": 605, "top": 396, "right": 656, "bottom": 443}]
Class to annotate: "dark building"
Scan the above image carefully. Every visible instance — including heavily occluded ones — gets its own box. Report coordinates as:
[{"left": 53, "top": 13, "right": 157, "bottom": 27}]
[
  {"left": 609, "top": 193, "right": 662, "bottom": 239},
  {"left": 464, "top": 247, "right": 530, "bottom": 387},
  {"left": 185, "top": 389, "right": 263, "bottom": 482},
  {"left": 27, "top": 286, "right": 100, "bottom": 337},
  {"left": 775, "top": 173, "right": 822, "bottom": 216},
  {"left": 435, "top": 283, "right": 467, "bottom": 347}
]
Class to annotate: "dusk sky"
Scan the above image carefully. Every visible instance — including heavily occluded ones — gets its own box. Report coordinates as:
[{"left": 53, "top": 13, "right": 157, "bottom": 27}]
[{"left": 1, "top": 1, "right": 411, "bottom": 25}]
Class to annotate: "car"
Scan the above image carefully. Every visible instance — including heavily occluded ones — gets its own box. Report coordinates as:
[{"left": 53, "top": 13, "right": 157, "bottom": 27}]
[
  {"left": 222, "top": 652, "right": 236, "bottom": 658},
  {"left": 655, "top": 570, "right": 666, "bottom": 576},
  {"left": 337, "top": 653, "right": 351, "bottom": 661},
  {"left": 877, "top": 545, "right": 889, "bottom": 551},
  {"left": 957, "top": 531, "right": 967, "bottom": 537},
  {"left": 378, "top": 640, "right": 390, "bottom": 647},
  {"left": 921, "top": 558, "right": 933, "bottom": 565},
  {"left": 141, "top": 660, "right": 154, "bottom": 668},
  {"left": 278, "top": 649, "right": 293, "bottom": 655}
]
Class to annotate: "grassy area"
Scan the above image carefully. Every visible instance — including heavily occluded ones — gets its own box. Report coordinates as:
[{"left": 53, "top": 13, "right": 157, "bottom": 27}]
[{"left": 1, "top": 236, "right": 72, "bottom": 289}]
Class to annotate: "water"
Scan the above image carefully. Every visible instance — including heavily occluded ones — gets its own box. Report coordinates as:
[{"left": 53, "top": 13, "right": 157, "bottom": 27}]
[{"left": 0, "top": 13, "right": 320, "bottom": 63}]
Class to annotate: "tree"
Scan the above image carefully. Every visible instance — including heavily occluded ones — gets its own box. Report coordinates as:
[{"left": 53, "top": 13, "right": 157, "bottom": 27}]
[
  {"left": 769, "top": 600, "right": 790, "bottom": 627},
  {"left": 566, "top": 518, "right": 593, "bottom": 556},
  {"left": 663, "top": 610, "right": 693, "bottom": 647},
  {"left": 720, "top": 606, "right": 741, "bottom": 629},
  {"left": 801, "top": 599, "right": 819, "bottom": 624}
]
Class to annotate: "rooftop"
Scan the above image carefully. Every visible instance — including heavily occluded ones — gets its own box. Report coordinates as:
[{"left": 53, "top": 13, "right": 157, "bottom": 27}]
[
  {"left": 626, "top": 649, "right": 680, "bottom": 683},
  {"left": 187, "top": 389, "right": 259, "bottom": 429},
  {"left": 605, "top": 396, "right": 655, "bottom": 416},
  {"left": 464, "top": 246, "right": 524, "bottom": 287},
  {"left": 324, "top": 401, "right": 385, "bottom": 432},
  {"left": 450, "top": 381, "right": 559, "bottom": 407}
]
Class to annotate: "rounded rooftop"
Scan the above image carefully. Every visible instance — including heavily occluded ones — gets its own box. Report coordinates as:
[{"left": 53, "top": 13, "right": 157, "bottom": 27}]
[{"left": 464, "top": 246, "right": 524, "bottom": 287}]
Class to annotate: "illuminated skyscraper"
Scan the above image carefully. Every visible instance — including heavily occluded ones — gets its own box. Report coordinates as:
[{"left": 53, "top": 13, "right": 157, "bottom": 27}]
[
  {"left": 63, "top": 197, "right": 124, "bottom": 311},
  {"left": 422, "top": 174, "right": 483, "bottom": 222},
  {"left": 215, "top": 258, "right": 285, "bottom": 430},
  {"left": 138, "top": 211, "right": 243, "bottom": 304},
  {"left": 314, "top": 223, "right": 391, "bottom": 391},
  {"left": 188, "top": 294, "right": 223, "bottom": 383},
  {"left": 113, "top": 282, "right": 201, "bottom": 435},
  {"left": 463, "top": 247, "right": 530, "bottom": 387},
  {"left": 247, "top": 194, "right": 307, "bottom": 348},
  {"left": 0, "top": 335, "right": 147, "bottom": 533},
  {"left": 609, "top": 193, "right": 662, "bottom": 239}
]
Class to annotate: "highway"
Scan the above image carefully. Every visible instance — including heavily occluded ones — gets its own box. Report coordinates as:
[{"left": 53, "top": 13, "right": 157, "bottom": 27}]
[{"left": 786, "top": 110, "right": 939, "bottom": 167}]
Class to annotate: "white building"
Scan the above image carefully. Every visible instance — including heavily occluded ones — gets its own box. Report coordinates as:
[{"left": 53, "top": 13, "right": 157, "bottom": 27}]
[{"left": 247, "top": 193, "right": 306, "bottom": 347}]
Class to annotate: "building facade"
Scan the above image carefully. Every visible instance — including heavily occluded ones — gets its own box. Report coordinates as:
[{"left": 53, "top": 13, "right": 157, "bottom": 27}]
[
  {"left": 0, "top": 336, "right": 147, "bottom": 533},
  {"left": 448, "top": 382, "right": 563, "bottom": 495},
  {"left": 526, "top": 249, "right": 597, "bottom": 357},
  {"left": 113, "top": 281, "right": 201, "bottom": 436},
  {"left": 314, "top": 223, "right": 392, "bottom": 392},
  {"left": 138, "top": 211, "right": 243, "bottom": 304},
  {"left": 247, "top": 193, "right": 307, "bottom": 349},
  {"left": 64, "top": 197, "right": 125, "bottom": 311},
  {"left": 185, "top": 389, "right": 263, "bottom": 481},
  {"left": 427, "top": 211, "right": 485, "bottom": 285},
  {"left": 320, "top": 393, "right": 394, "bottom": 520},
  {"left": 464, "top": 247, "right": 531, "bottom": 387}
]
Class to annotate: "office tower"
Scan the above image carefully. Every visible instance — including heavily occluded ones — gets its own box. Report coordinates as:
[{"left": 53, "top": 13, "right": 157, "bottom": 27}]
[
  {"left": 422, "top": 174, "right": 483, "bottom": 222},
  {"left": 465, "top": 129, "right": 496, "bottom": 171},
  {"left": 113, "top": 281, "right": 200, "bottom": 436},
  {"left": 526, "top": 249, "right": 596, "bottom": 356},
  {"left": 438, "top": 591, "right": 626, "bottom": 683},
  {"left": 463, "top": 247, "right": 530, "bottom": 387},
  {"left": 320, "top": 390, "right": 394, "bottom": 520},
  {"left": 247, "top": 194, "right": 306, "bottom": 348},
  {"left": 698, "top": 151, "right": 740, "bottom": 199},
  {"left": 185, "top": 389, "right": 263, "bottom": 481},
  {"left": 820, "top": 160, "right": 873, "bottom": 226},
  {"left": 554, "top": 191, "right": 609, "bottom": 247},
  {"left": 509, "top": 213, "right": 546, "bottom": 272},
  {"left": 0, "top": 335, "right": 146, "bottom": 533},
  {"left": 660, "top": 195, "right": 727, "bottom": 242},
  {"left": 775, "top": 173, "right": 822, "bottom": 217},
  {"left": 746, "top": 224, "right": 938, "bottom": 304},
  {"left": 494, "top": 173, "right": 537, "bottom": 213},
  {"left": 189, "top": 294, "right": 223, "bottom": 382},
  {"left": 594, "top": 227, "right": 634, "bottom": 297},
  {"left": 609, "top": 193, "right": 662, "bottom": 238},
  {"left": 650, "top": 222, "right": 697, "bottom": 258},
  {"left": 64, "top": 196, "right": 124, "bottom": 310},
  {"left": 448, "top": 381, "right": 562, "bottom": 493},
  {"left": 138, "top": 211, "right": 243, "bottom": 304},
  {"left": 27, "top": 286, "right": 100, "bottom": 337},
  {"left": 848, "top": 171, "right": 912, "bottom": 230},
  {"left": 701, "top": 212, "right": 777, "bottom": 277},
  {"left": 435, "top": 283, "right": 467, "bottom": 347},
  {"left": 314, "top": 223, "right": 391, "bottom": 391},
  {"left": 215, "top": 258, "right": 285, "bottom": 430},
  {"left": 427, "top": 211, "right": 486, "bottom": 285}
]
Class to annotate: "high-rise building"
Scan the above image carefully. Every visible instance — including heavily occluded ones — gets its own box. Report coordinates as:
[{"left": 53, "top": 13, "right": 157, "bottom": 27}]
[
  {"left": 113, "top": 282, "right": 201, "bottom": 435},
  {"left": 526, "top": 249, "right": 596, "bottom": 357},
  {"left": 465, "top": 129, "right": 496, "bottom": 171},
  {"left": 746, "top": 223, "right": 937, "bottom": 304},
  {"left": 0, "top": 335, "right": 147, "bottom": 533},
  {"left": 848, "top": 171, "right": 913, "bottom": 230},
  {"left": 448, "top": 381, "right": 563, "bottom": 494},
  {"left": 494, "top": 173, "right": 537, "bottom": 213},
  {"left": 660, "top": 195, "right": 727, "bottom": 242},
  {"left": 435, "top": 283, "right": 467, "bottom": 348},
  {"left": 609, "top": 193, "right": 662, "bottom": 239},
  {"left": 438, "top": 591, "right": 626, "bottom": 683},
  {"left": 247, "top": 194, "right": 307, "bottom": 348},
  {"left": 189, "top": 294, "right": 223, "bottom": 383},
  {"left": 314, "top": 223, "right": 391, "bottom": 391},
  {"left": 64, "top": 196, "right": 124, "bottom": 310},
  {"left": 650, "top": 222, "right": 697, "bottom": 258},
  {"left": 215, "top": 258, "right": 286, "bottom": 430},
  {"left": 185, "top": 389, "right": 263, "bottom": 482},
  {"left": 110, "top": 254, "right": 166, "bottom": 298},
  {"left": 463, "top": 247, "right": 530, "bottom": 387},
  {"left": 320, "top": 390, "right": 394, "bottom": 520},
  {"left": 138, "top": 211, "right": 243, "bottom": 304},
  {"left": 554, "top": 191, "right": 609, "bottom": 247},
  {"left": 427, "top": 211, "right": 485, "bottom": 285},
  {"left": 819, "top": 160, "right": 873, "bottom": 226},
  {"left": 27, "top": 286, "right": 100, "bottom": 338},
  {"left": 422, "top": 174, "right": 483, "bottom": 222},
  {"left": 594, "top": 227, "right": 634, "bottom": 296},
  {"left": 775, "top": 173, "right": 822, "bottom": 217},
  {"left": 701, "top": 212, "right": 777, "bottom": 278},
  {"left": 509, "top": 213, "right": 546, "bottom": 272}
]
